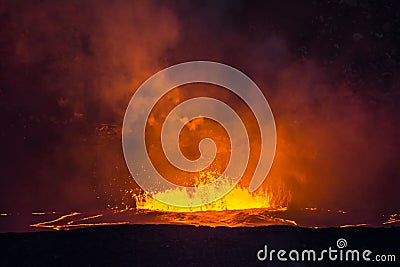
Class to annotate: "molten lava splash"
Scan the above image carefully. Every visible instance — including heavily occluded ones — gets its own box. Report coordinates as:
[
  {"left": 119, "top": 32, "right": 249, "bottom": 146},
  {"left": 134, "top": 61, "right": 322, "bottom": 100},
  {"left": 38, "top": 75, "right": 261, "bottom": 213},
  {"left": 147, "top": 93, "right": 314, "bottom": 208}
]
[
  {"left": 26, "top": 171, "right": 293, "bottom": 230},
  {"left": 134, "top": 170, "right": 289, "bottom": 212},
  {"left": 18, "top": 170, "right": 399, "bottom": 231}
]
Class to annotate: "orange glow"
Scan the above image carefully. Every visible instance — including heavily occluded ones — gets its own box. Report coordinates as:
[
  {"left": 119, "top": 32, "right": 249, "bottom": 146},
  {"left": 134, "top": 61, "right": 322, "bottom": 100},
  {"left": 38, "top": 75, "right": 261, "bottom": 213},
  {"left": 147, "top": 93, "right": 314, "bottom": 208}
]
[
  {"left": 32, "top": 211, "right": 57, "bottom": 215},
  {"left": 339, "top": 224, "right": 369, "bottom": 228},
  {"left": 128, "top": 83, "right": 289, "bottom": 212},
  {"left": 133, "top": 170, "right": 289, "bottom": 212},
  {"left": 29, "top": 209, "right": 297, "bottom": 230},
  {"left": 382, "top": 214, "right": 400, "bottom": 225},
  {"left": 30, "top": 212, "right": 128, "bottom": 230},
  {"left": 305, "top": 207, "right": 318, "bottom": 211},
  {"left": 144, "top": 85, "right": 263, "bottom": 188}
]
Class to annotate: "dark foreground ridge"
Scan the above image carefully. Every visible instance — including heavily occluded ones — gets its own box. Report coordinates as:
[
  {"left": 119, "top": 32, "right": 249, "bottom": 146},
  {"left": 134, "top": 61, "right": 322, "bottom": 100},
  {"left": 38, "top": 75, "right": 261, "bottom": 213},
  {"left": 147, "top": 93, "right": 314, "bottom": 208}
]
[{"left": 0, "top": 225, "right": 398, "bottom": 266}]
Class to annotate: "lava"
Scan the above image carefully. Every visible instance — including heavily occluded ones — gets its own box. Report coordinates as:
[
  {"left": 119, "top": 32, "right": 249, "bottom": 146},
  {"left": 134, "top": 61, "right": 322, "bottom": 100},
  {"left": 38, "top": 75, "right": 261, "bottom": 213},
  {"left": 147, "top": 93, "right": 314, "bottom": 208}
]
[
  {"left": 131, "top": 169, "right": 289, "bottom": 212},
  {"left": 383, "top": 214, "right": 400, "bottom": 225},
  {"left": 30, "top": 212, "right": 128, "bottom": 231}
]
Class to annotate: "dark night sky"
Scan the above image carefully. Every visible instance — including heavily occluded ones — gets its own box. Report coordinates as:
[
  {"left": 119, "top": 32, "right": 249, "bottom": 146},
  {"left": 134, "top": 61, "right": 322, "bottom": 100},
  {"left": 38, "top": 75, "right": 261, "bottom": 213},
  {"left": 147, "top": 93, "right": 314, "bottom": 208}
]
[{"left": 0, "top": 0, "right": 399, "bottom": 214}]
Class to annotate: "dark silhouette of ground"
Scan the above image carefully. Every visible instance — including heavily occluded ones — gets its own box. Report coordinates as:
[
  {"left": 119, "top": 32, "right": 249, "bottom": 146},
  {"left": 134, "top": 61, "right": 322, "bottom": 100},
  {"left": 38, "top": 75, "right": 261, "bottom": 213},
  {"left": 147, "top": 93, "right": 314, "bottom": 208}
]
[{"left": 0, "top": 225, "right": 398, "bottom": 266}]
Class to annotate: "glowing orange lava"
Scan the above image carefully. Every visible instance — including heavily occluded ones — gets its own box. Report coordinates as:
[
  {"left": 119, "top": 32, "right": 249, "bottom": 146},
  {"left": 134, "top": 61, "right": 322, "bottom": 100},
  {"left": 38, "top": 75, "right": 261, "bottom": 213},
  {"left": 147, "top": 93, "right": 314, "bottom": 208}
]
[{"left": 133, "top": 170, "right": 289, "bottom": 212}]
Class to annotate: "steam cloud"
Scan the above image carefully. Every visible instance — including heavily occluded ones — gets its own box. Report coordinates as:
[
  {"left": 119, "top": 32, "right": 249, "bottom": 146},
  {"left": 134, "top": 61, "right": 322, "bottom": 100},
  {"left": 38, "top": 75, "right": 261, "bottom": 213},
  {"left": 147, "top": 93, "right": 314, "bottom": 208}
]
[{"left": 0, "top": 0, "right": 399, "bottom": 213}]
